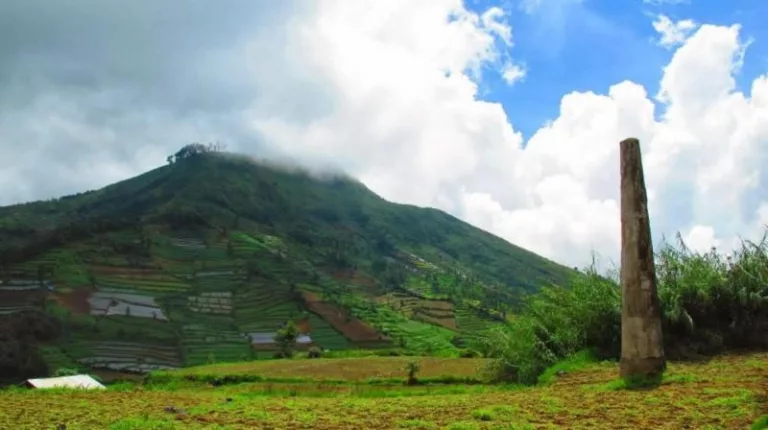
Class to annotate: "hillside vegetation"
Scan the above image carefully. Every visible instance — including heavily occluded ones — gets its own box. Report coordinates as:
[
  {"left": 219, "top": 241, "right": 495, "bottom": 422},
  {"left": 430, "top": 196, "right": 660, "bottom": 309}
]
[
  {"left": 0, "top": 145, "right": 574, "bottom": 381},
  {"left": 475, "top": 233, "right": 768, "bottom": 384}
]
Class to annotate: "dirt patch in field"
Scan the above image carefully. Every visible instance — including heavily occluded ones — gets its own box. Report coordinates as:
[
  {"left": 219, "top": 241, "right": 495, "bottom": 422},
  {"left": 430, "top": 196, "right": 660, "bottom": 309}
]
[
  {"left": 418, "top": 299, "right": 453, "bottom": 312},
  {"left": 52, "top": 289, "right": 92, "bottom": 314},
  {"left": 302, "top": 291, "right": 322, "bottom": 303},
  {"left": 302, "top": 295, "right": 390, "bottom": 343},
  {"left": 328, "top": 269, "right": 378, "bottom": 290},
  {"left": 0, "top": 289, "right": 45, "bottom": 303}
]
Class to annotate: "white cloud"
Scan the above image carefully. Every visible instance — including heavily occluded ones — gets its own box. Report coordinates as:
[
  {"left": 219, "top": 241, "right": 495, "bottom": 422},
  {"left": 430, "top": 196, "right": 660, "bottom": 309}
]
[
  {"left": 3, "top": 1, "right": 768, "bottom": 271},
  {"left": 481, "top": 7, "right": 513, "bottom": 46},
  {"left": 501, "top": 62, "right": 526, "bottom": 85},
  {"left": 652, "top": 15, "right": 698, "bottom": 49},
  {"left": 681, "top": 225, "right": 721, "bottom": 253},
  {"left": 251, "top": 2, "right": 768, "bottom": 267}
]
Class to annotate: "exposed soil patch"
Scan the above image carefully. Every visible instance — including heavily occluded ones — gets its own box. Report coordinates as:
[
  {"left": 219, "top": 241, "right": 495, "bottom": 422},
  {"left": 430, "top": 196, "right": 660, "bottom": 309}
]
[
  {"left": 302, "top": 292, "right": 390, "bottom": 343},
  {"left": 51, "top": 289, "right": 92, "bottom": 314}
]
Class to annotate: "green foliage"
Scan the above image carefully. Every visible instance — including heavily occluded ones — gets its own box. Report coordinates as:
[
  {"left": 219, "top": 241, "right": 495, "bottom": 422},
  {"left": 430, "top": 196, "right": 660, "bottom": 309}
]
[
  {"left": 751, "top": 415, "right": 768, "bottom": 430},
  {"left": 478, "top": 234, "right": 768, "bottom": 385},
  {"left": 405, "top": 360, "right": 421, "bottom": 385},
  {"left": 0, "top": 310, "right": 60, "bottom": 383},
  {"left": 536, "top": 349, "right": 598, "bottom": 385},
  {"left": 274, "top": 321, "right": 299, "bottom": 358},
  {"left": 658, "top": 233, "right": 768, "bottom": 356},
  {"left": 52, "top": 367, "right": 80, "bottom": 377}
]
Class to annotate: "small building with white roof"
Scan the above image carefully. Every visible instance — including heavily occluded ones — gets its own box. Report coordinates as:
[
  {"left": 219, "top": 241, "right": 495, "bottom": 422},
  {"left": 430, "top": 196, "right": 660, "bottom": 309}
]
[{"left": 25, "top": 375, "right": 105, "bottom": 390}]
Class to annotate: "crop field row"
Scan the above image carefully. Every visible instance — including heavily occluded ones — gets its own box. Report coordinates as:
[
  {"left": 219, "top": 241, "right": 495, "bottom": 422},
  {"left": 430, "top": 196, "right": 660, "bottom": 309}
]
[
  {"left": 328, "top": 269, "right": 379, "bottom": 290},
  {"left": 169, "top": 238, "right": 207, "bottom": 250},
  {"left": 305, "top": 300, "right": 389, "bottom": 343},
  {"left": 376, "top": 292, "right": 456, "bottom": 331},
  {"left": 403, "top": 277, "right": 437, "bottom": 297},
  {"left": 0, "top": 279, "right": 43, "bottom": 291},
  {"left": 65, "top": 340, "right": 182, "bottom": 373},
  {"left": 96, "top": 279, "right": 190, "bottom": 294},
  {"left": 381, "top": 293, "right": 454, "bottom": 314},
  {"left": 181, "top": 324, "right": 250, "bottom": 366},
  {"left": 0, "top": 290, "right": 44, "bottom": 315},
  {"left": 405, "top": 253, "right": 440, "bottom": 272},
  {"left": 182, "top": 324, "right": 245, "bottom": 344},
  {"left": 305, "top": 314, "right": 352, "bottom": 350},
  {"left": 157, "top": 356, "right": 487, "bottom": 383},
  {"left": 188, "top": 292, "right": 233, "bottom": 314},
  {"left": 86, "top": 315, "right": 178, "bottom": 342},
  {"left": 151, "top": 245, "right": 228, "bottom": 262},
  {"left": 347, "top": 303, "right": 458, "bottom": 354},
  {"left": 192, "top": 277, "right": 242, "bottom": 292},
  {"left": 235, "top": 302, "right": 301, "bottom": 332},
  {"left": 454, "top": 305, "right": 497, "bottom": 333},
  {"left": 413, "top": 310, "right": 457, "bottom": 330},
  {"left": 89, "top": 265, "right": 165, "bottom": 276},
  {"left": 193, "top": 270, "right": 238, "bottom": 278}
]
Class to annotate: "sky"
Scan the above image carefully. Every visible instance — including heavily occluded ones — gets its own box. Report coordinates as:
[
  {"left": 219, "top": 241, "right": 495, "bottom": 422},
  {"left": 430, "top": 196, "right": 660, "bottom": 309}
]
[{"left": 1, "top": 0, "right": 767, "bottom": 268}]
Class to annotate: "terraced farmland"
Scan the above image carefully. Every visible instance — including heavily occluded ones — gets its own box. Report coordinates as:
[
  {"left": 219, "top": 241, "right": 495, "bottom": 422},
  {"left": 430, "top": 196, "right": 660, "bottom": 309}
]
[
  {"left": 86, "top": 314, "right": 178, "bottom": 343},
  {"left": 181, "top": 322, "right": 251, "bottom": 366},
  {"left": 455, "top": 304, "right": 500, "bottom": 333},
  {"left": 234, "top": 282, "right": 300, "bottom": 332},
  {"left": 191, "top": 271, "right": 241, "bottom": 292},
  {"left": 65, "top": 340, "right": 182, "bottom": 372},
  {"left": 303, "top": 291, "right": 391, "bottom": 348},
  {"left": 90, "top": 265, "right": 190, "bottom": 294},
  {"left": 0, "top": 279, "right": 43, "bottom": 291},
  {"left": 304, "top": 313, "right": 351, "bottom": 351},
  {"left": 187, "top": 292, "right": 233, "bottom": 315},
  {"left": 0, "top": 288, "right": 45, "bottom": 315},
  {"left": 380, "top": 292, "right": 456, "bottom": 330}
]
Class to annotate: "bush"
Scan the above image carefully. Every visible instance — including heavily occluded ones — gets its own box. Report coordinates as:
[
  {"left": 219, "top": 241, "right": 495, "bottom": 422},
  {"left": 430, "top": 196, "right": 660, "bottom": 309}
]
[
  {"left": 53, "top": 368, "right": 80, "bottom": 377},
  {"left": 479, "top": 233, "right": 768, "bottom": 385},
  {"left": 405, "top": 360, "right": 420, "bottom": 386},
  {"left": 306, "top": 346, "right": 322, "bottom": 359}
]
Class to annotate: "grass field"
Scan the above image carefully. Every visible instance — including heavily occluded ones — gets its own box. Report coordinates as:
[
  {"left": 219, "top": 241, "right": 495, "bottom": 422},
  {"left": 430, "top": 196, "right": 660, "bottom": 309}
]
[
  {"left": 2, "top": 353, "right": 765, "bottom": 429},
  {"left": 153, "top": 356, "right": 487, "bottom": 384}
]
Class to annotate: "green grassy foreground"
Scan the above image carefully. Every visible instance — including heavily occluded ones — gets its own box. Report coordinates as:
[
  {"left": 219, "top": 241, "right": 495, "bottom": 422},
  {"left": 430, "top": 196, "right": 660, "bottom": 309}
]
[{"left": 2, "top": 353, "right": 766, "bottom": 429}]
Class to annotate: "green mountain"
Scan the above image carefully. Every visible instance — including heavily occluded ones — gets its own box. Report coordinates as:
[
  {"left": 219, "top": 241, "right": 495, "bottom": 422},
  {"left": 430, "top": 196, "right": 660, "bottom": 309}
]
[{"left": 0, "top": 146, "right": 574, "bottom": 379}]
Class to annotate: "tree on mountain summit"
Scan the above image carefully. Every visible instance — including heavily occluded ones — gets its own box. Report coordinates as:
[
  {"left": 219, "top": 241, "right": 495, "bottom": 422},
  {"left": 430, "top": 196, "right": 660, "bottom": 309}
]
[{"left": 167, "top": 142, "right": 227, "bottom": 164}]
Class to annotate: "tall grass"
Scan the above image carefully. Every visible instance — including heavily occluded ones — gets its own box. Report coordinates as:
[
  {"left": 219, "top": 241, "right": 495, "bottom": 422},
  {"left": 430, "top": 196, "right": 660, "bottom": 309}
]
[{"left": 476, "top": 233, "right": 768, "bottom": 384}]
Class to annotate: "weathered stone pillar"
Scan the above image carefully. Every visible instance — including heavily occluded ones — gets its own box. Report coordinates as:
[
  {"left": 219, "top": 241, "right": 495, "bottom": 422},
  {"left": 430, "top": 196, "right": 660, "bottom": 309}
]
[{"left": 619, "top": 137, "right": 666, "bottom": 378}]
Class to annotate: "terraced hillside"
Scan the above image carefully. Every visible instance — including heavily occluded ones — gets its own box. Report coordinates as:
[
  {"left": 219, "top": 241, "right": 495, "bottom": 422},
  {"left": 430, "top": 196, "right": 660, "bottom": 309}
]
[{"left": 0, "top": 147, "right": 575, "bottom": 380}]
